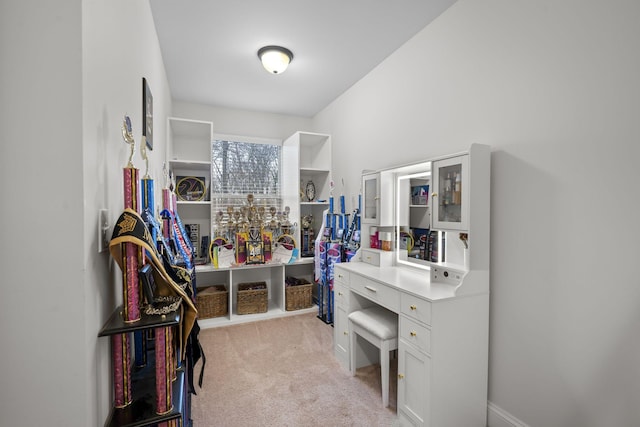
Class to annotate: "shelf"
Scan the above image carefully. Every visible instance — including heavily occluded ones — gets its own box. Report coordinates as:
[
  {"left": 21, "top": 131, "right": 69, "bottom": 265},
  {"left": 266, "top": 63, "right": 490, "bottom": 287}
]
[
  {"left": 105, "top": 367, "right": 185, "bottom": 427},
  {"left": 169, "top": 159, "right": 210, "bottom": 170},
  {"left": 300, "top": 167, "right": 330, "bottom": 176},
  {"left": 195, "top": 257, "right": 314, "bottom": 273},
  {"left": 300, "top": 201, "right": 330, "bottom": 206},
  {"left": 168, "top": 117, "right": 212, "bottom": 140},
  {"left": 198, "top": 305, "right": 317, "bottom": 329},
  {"left": 98, "top": 306, "right": 181, "bottom": 337},
  {"left": 176, "top": 200, "right": 210, "bottom": 206}
]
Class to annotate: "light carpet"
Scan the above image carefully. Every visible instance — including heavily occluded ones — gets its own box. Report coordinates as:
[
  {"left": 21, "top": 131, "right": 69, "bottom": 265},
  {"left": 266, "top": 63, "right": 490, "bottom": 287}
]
[{"left": 191, "top": 312, "right": 397, "bottom": 426}]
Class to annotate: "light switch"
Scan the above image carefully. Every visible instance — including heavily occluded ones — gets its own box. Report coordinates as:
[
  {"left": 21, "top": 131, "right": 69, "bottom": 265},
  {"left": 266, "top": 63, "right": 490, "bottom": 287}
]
[{"left": 98, "top": 209, "right": 109, "bottom": 252}]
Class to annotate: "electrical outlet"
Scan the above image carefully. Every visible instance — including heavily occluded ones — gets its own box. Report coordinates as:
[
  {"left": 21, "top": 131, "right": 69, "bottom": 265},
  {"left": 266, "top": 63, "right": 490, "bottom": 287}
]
[{"left": 98, "top": 209, "right": 109, "bottom": 252}]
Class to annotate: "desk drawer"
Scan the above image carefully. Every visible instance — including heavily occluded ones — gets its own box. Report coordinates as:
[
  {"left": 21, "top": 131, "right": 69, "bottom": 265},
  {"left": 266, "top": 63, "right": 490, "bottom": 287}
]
[
  {"left": 361, "top": 248, "right": 394, "bottom": 267},
  {"left": 334, "top": 268, "right": 349, "bottom": 286},
  {"left": 400, "top": 293, "right": 432, "bottom": 326},
  {"left": 400, "top": 316, "right": 431, "bottom": 354},
  {"left": 333, "top": 282, "right": 350, "bottom": 309},
  {"left": 351, "top": 274, "right": 399, "bottom": 312},
  {"left": 361, "top": 248, "right": 381, "bottom": 266}
]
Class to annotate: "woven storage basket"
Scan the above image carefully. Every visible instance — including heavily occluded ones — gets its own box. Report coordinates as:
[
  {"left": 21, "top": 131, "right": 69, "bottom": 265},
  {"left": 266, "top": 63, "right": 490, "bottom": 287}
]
[
  {"left": 196, "top": 284, "right": 228, "bottom": 319},
  {"left": 285, "top": 278, "right": 313, "bottom": 311},
  {"left": 237, "top": 282, "right": 268, "bottom": 315}
]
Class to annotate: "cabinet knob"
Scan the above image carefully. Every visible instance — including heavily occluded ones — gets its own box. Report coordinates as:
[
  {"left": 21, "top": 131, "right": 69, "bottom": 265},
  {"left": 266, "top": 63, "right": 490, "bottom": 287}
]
[
  {"left": 398, "top": 374, "right": 405, "bottom": 379},
  {"left": 432, "top": 192, "right": 438, "bottom": 197},
  {"left": 410, "top": 331, "right": 417, "bottom": 337},
  {"left": 410, "top": 305, "right": 417, "bottom": 310},
  {"left": 343, "top": 331, "right": 348, "bottom": 335},
  {"left": 338, "top": 292, "right": 343, "bottom": 296}
]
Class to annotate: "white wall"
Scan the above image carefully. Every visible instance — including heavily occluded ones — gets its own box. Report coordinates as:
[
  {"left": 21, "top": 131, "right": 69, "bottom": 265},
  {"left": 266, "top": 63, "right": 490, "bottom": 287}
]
[
  {"left": 83, "top": 1, "right": 173, "bottom": 425},
  {"left": 0, "top": 0, "right": 86, "bottom": 426},
  {"left": 312, "top": 0, "right": 640, "bottom": 426},
  {"left": 173, "top": 101, "right": 312, "bottom": 141},
  {"left": 1, "top": 1, "right": 172, "bottom": 426}
]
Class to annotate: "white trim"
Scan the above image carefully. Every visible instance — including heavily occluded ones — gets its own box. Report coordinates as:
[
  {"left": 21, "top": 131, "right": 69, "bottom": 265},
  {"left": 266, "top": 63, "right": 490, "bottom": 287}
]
[{"left": 487, "top": 401, "right": 530, "bottom": 427}]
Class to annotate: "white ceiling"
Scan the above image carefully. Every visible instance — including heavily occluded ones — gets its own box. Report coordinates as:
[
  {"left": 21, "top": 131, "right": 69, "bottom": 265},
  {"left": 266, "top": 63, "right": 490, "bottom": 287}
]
[{"left": 150, "top": 0, "right": 458, "bottom": 118}]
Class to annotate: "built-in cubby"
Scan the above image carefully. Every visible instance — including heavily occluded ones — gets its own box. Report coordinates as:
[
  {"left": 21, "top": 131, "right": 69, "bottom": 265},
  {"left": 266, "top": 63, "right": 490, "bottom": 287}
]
[
  {"left": 167, "top": 117, "right": 214, "bottom": 260},
  {"left": 283, "top": 131, "right": 332, "bottom": 241},
  {"left": 167, "top": 125, "right": 332, "bottom": 329},
  {"left": 194, "top": 259, "right": 316, "bottom": 328}
]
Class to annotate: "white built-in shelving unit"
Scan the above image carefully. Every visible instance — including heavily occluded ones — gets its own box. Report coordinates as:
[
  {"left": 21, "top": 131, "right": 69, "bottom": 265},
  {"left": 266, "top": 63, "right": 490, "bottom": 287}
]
[{"left": 167, "top": 120, "right": 332, "bottom": 328}]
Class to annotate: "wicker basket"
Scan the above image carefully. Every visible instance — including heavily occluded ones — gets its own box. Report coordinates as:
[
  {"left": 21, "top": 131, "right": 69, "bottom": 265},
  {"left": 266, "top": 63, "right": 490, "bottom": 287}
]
[
  {"left": 196, "top": 284, "right": 228, "bottom": 319},
  {"left": 237, "top": 282, "right": 268, "bottom": 315},
  {"left": 285, "top": 278, "right": 313, "bottom": 311}
]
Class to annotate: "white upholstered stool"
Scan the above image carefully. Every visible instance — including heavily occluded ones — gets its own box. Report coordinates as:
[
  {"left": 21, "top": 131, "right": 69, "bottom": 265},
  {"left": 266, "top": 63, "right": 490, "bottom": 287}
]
[{"left": 348, "top": 306, "right": 398, "bottom": 407}]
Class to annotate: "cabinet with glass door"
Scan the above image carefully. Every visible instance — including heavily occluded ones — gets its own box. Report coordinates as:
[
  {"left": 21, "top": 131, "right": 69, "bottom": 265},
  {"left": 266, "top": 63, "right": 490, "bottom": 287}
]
[
  {"left": 431, "top": 154, "right": 469, "bottom": 231},
  {"left": 361, "top": 170, "right": 395, "bottom": 227}
]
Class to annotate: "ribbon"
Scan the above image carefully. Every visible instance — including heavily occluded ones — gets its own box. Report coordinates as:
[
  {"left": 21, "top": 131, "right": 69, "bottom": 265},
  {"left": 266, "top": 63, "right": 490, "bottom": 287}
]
[{"left": 109, "top": 208, "right": 196, "bottom": 358}]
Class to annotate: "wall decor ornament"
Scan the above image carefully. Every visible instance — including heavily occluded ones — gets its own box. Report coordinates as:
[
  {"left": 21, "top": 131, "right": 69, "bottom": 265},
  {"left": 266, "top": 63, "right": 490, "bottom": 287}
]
[
  {"left": 305, "top": 180, "right": 316, "bottom": 202},
  {"left": 142, "top": 77, "right": 153, "bottom": 150}
]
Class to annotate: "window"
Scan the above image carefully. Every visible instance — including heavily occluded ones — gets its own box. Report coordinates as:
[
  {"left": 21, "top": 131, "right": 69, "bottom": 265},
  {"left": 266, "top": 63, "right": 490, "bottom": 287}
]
[{"left": 210, "top": 138, "right": 282, "bottom": 220}]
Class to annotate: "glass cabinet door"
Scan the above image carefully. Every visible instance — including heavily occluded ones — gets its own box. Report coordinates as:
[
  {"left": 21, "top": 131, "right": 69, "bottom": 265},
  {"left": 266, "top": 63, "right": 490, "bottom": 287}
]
[
  {"left": 362, "top": 173, "right": 379, "bottom": 224},
  {"left": 431, "top": 155, "right": 469, "bottom": 231}
]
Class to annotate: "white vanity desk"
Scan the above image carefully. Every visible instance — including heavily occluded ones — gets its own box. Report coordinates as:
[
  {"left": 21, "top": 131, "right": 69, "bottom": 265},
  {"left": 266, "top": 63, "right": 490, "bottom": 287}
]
[
  {"left": 334, "top": 259, "right": 489, "bottom": 427},
  {"left": 334, "top": 144, "right": 490, "bottom": 426}
]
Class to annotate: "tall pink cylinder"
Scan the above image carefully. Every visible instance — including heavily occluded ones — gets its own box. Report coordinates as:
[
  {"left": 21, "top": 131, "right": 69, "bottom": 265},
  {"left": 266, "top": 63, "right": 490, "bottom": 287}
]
[
  {"left": 112, "top": 333, "right": 132, "bottom": 408},
  {"left": 169, "top": 327, "right": 176, "bottom": 381},
  {"left": 155, "top": 326, "right": 173, "bottom": 415},
  {"left": 122, "top": 167, "right": 141, "bottom": 322}
]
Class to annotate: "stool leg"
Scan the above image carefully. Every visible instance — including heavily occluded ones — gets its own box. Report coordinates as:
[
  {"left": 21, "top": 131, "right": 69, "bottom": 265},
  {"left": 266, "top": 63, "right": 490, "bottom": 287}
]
[
  {"left": 381, "top": 340, "right": 390, "bottom": 407},
  {"left": 349, "top": 322, "right": 356, "bottom": 376}
]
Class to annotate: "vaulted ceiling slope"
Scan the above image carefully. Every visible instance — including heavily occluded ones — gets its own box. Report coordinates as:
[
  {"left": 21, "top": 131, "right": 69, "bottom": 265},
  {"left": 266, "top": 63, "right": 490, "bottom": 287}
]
[{"left": 150, "top": 0, "right": 458, "bottom": 117}]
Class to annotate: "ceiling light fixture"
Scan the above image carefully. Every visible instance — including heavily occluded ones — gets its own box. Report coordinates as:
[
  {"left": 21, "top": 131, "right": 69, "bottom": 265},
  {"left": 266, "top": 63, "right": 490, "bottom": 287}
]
[{"left": 257, "top": 45, "right": 293, "bottom": 74}]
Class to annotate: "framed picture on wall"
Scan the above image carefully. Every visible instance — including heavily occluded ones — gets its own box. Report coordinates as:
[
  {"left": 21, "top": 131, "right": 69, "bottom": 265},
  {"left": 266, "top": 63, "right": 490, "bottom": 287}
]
[{"left": 142, "top": 77, "right": 153, "bottom": 150}]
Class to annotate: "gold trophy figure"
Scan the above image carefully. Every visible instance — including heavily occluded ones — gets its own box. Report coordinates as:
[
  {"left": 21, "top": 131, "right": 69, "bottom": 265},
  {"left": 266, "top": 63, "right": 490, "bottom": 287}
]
[{"left": 122, "top": 115, "right": 136, "bottom": 168}]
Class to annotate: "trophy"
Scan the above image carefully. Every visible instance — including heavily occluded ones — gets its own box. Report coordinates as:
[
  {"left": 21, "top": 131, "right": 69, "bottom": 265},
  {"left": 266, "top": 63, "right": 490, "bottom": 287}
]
[
  {"left": 122, "top": 115, "right": 136, "bottom": 169},
  {"left": 245, "top": 194, "right": 264, "bottom": 264},
  {"left": 301, "top": 214, "right": 314, "bottom": 257}
]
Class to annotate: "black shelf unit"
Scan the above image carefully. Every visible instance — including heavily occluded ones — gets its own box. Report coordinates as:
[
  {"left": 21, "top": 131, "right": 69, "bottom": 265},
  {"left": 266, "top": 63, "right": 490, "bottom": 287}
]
[
  {"left": 98, "top": 306, "right": 180, "bottom": 337},
  {"left": 99, "top": 306, "right": 188, "bottom": 427}
]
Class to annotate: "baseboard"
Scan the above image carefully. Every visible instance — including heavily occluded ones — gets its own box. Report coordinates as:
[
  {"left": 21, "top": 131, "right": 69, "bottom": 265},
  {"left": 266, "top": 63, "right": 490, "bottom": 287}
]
[{"left": 487, "top": 401, "right": 529, "bottom": 427}]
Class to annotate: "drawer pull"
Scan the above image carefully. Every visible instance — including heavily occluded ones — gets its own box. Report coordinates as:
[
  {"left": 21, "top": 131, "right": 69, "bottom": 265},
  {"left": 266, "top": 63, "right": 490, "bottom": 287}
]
[
  {"left": 398, "top": 373, "right": 405, "bottom": 379},
  {"left": 364, "top": 285, "right": 377, "bottom": 293},
  {"left": 410, "top": 331, "right": 417, "bottom": 337},
  {"left": 410, "top": 305, "right": 417, "bottom": 310}
]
